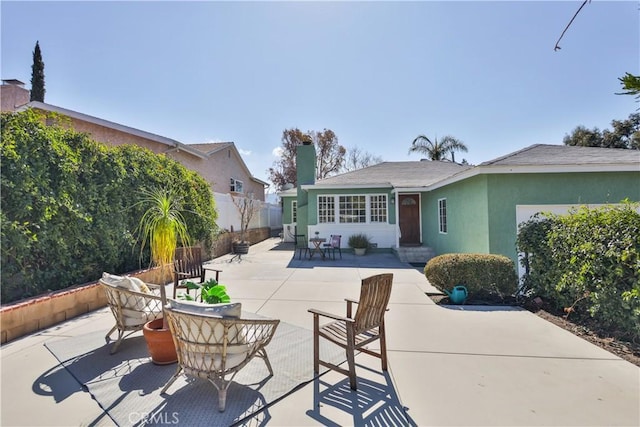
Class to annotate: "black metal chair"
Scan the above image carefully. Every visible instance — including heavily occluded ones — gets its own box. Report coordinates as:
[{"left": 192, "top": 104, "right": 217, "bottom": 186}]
[
  {"left": 322, "top": 235, "right": 342, "bottom": 260},
  {"left": 294, "top": 234, "right": 310, "bottom": 260}
]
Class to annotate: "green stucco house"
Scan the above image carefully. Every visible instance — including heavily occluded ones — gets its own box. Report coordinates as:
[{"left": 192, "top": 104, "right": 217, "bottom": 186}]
[{"left": 280, "top": 143, "right": 640, "bottom": 270}]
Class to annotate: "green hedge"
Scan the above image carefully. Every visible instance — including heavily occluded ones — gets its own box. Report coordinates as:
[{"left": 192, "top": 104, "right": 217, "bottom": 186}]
[
  {"left": 424, "top": 253, "right": 518, "bottom": 301},
  {"left": 1, "top": 110, "right": 218, "bottom": 303},
  {"left": 517, "top": 202, "right": 640, "bottom": 341}
]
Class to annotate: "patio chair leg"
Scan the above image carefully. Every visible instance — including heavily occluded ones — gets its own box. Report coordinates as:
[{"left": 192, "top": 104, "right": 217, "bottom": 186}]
[
  {"left": 110, "top": 329, "right": 125, "bottom": 354},
  {"left": 218, "top": 388, "right": 227, "bottom": 412},
  {"left": 346, "top": 325, "right": 357, "bottom": 390},
  {"left": 258, "top": 347, "right": 274, "bottom": 375},
  {"left": 160, "top": 367, "right": 183, "bottom": 395},
  {"left": 210, "top": 379, "right": 230, "bottom": 412},
  {"left": 312, "top": 315, "right": 320, "bottom": 374},
  {"left": 380, "top": 321, "right": 388, "bottom": 371},
  {"left": 105, "top": 325, "right": 117, "bottom": 343}
]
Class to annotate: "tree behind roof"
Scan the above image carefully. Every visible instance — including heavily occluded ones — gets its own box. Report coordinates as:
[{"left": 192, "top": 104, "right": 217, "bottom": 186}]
[
  {"left": 268, "top": 128, "right": 346, "bottom": 192},
  {"left": 30, "top": 41, "right": 45, "bottom": 102}
]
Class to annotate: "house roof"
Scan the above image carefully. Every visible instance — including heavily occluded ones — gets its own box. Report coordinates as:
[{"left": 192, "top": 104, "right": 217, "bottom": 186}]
[
  {"left": 295, "top": 144, "right": 639, "bottom": 194},
  {"left": 187, "top": 142, "right": 233, "bottom": 155},
  {"left": 21, "top": 101, "right": 208, "bottom": 159},
  {"left": 481, "top": 144, "right": 640, "bottom": 167},
  {"left": 426, "top": 144, "right": 640, "bottom": 192},
  {"left": 19, "top": 102, "right": 269, "bottom": 187},
  {"left": 2, "top": 79, "right": 25, "bottom": 87},
  {"left": 185, "top": 142, "right": 270, "bottom": 187},
  {"left": 303, "top": 161, "right": 472, "bottom": 190}
]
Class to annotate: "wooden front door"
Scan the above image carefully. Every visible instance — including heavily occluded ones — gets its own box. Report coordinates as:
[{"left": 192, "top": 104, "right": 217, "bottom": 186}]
[{"left": 399, "top": 194, "right": 420, "bottom": 246}]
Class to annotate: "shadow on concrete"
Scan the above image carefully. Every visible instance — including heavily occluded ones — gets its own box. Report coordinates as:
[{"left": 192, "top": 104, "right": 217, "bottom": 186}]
[
  {"left": 286, "top": 252, "right": 414, "bottom": 270},
  {"left": 268, "top": 241, "right": 296, "bottom": 251},
  {"left": 306, "top": 365, "right": 418, "bottom": 427}
]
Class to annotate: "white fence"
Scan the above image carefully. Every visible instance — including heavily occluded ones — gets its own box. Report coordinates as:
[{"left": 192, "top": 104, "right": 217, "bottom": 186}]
[{"left": 214, "top": 192, "right": 282, "bottom": 233}]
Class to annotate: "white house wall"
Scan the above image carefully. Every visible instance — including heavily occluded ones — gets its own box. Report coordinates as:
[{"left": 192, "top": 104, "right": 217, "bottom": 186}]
[{"left": 306, "top": 223, "right": 396, "bottom": 249}]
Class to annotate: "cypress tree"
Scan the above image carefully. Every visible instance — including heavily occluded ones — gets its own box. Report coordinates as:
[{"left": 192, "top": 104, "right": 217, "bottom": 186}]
[{"left": 30, "top": 41, "right": 45, "bottom": 102}]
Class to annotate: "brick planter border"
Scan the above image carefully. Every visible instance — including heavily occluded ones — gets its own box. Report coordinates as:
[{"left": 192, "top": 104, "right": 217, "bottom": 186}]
[{"left": 0, "top": 229, "right": 272, "bottom": 344}]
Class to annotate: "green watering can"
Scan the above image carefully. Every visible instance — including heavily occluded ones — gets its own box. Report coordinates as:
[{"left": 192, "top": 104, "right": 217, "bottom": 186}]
[{"left": 445, "top": 285, "right": 468, "bottom": 304}]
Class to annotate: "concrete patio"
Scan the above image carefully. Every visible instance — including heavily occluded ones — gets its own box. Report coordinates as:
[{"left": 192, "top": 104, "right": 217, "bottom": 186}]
[{"left": 1, "top": 237, "right": 638, "bottom": 426}]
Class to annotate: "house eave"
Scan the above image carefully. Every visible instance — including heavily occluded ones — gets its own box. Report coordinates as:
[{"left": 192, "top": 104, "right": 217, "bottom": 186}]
[
  {"left": 301, "top": 183, "right": 393, "bottom": 191},
  {"left": 21, "top": 101, "right": 208, "bottom": 159},
  {"left": 426, "top": 163, "right": 640, "bottom": 192},
  {"left": 390, "top": 162, "right": 639, "bottom": 193},
  {"left": 251, "top": 177, "right": 269, "bottom": 187}
]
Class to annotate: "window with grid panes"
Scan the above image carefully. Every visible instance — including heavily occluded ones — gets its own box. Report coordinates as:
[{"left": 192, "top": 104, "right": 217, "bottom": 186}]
[
  {"left": 292, "top": 200, "right": 297, "bottom": 223},
  {"left": 438, "top": 198, "right": 447, "bottom": 233},
  {"left": 318, "top": 196, "right": 335, "bottom": 223},
  {"left": 370, "top": 195, "right": 387, "bottom": 223},
  {"left": 339, "top": 195, "right": 366, "bottom": 223}
]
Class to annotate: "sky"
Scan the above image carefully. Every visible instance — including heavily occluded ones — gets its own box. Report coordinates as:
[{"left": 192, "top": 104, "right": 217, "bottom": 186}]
[{"left": 1, "top": 1, "right": 638, "bottom": 193}]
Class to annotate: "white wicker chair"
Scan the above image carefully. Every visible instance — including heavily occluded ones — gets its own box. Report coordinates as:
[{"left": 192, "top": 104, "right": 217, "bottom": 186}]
[
  {"left": 100, "top": 274, "right": 163, "bottom": 354},
  {"left": 161, "top": 302, "right": 280, "bottom": 412}
]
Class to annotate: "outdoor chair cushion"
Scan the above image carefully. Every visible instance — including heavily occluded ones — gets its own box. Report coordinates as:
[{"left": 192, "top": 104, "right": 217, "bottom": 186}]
[
  {"left": 101, "top": 272, "right": 152, "bottom": 293},
  {"left": 101, "top": 273, "right": 154, "bottom": 310},
  {"left": 185, "top": 342, "right": 250, "bottom": 371},
  {"left": 167, "top": 300, "right": 245, "bottom": 344},
  {"left": 167, "top": 299, "right": 241, "bottom": 318},
  {"left": 120, "top": 307, "right": 163, "bottom": 327}
]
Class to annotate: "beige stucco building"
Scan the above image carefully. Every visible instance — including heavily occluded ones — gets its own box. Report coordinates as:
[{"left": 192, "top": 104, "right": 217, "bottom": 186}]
[{"left": 1, "top": 79, "right": 267, "bottom": 201}]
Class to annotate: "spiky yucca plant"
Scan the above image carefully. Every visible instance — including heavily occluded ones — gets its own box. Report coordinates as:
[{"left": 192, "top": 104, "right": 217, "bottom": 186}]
[{"left": 137, "top": 187, "right": 191, "bottom": 327}]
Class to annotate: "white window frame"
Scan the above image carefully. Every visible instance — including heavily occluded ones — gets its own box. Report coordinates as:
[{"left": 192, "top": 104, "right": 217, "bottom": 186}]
[
  {"left": 438, "top": 198, "right": 447, "bottom": 234},
  {"left": 339, "top": 195, "right": 367, "bottom": 223},
  {"left": 230, "top": 178, "right": 244, "bottom": 193},
  {"left": 370, "top": 194, "right": 388, "bottom": 223},
  {"left": 318, "top": 195, "right": 335, "bottom": 223},
  {"left": 317, "top": 194, "right": 389, "bottom": 224}
]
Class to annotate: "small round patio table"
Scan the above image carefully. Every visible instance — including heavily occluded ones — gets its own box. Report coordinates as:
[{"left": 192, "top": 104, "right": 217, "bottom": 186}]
[{"left": 309, "top": 237, "right": 327, "bottom": 259}]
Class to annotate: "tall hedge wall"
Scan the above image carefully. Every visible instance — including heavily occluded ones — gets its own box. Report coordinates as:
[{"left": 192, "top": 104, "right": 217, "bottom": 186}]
[{"left": 1, "top": 110, "right": 218, "bottom": 303}]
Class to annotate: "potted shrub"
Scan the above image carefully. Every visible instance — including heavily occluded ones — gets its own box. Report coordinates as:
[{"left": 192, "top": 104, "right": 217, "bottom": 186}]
[
  {"left": 231, "top": 195, "right": 261, "bottom": 256},
  {"left": 348, "top": 233, "right": 370, "bottom": 256},
  {"left": 137, "top": 187, "right": 191, "bottom": 365}
]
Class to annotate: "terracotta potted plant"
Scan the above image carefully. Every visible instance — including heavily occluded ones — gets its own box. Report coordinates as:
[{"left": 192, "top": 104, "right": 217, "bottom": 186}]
[{"left": 137, "top": 187, "right": 191, "bottom": 365}]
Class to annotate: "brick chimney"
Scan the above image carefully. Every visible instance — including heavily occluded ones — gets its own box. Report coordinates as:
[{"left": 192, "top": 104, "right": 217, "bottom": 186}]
[{"left": 1, "top": 79, "right": 30, "bottom": 112}]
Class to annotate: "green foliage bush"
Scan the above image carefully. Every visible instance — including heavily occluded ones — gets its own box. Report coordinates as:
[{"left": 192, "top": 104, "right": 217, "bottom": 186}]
[
  {"left": 424, "top": 253, "right": 518, "bottom": 301},
  {"left": 517, "top": 202, "right": 640, "bottom": 341},
  {"left": 1, "top": 110, "right": 218, "bottom": 303},
  {"left": 348, "top": 233, "right": 371, "bottom": 249}
]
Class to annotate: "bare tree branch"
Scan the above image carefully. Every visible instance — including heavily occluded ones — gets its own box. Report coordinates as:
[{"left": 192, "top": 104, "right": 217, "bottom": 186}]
[{"left": 554, "top": 0, "right": 590, "bottom": 51}]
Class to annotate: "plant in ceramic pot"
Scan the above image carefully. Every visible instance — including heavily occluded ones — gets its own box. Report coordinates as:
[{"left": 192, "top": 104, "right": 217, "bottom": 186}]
[
  {"left": 137, "top": 187, "right": 191, "bottom": 365},
  {"left": 348, "top": 233, "right": 371, "bottom": 256}
]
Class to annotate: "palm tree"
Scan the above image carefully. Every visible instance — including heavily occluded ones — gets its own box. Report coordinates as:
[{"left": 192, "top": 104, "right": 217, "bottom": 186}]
[
  {"left": 137, "top": 187, "right": 191, "bottom": 327},
  {"left": 409, "top": 134, "right": 468, "bottom": 162}
]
